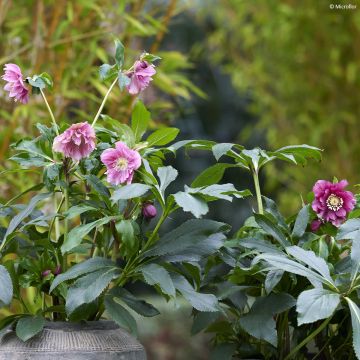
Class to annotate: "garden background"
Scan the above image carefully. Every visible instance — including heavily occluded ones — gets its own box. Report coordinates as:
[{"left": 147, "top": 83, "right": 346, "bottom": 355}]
[{"left": 0, "top": 0, "right": 358, "bottom": 358}]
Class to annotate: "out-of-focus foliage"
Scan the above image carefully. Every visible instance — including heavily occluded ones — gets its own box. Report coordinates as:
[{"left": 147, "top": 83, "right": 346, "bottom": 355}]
[
  {"left": 0, "top": 0, "right": 204, "bottom": 200},
  {"left": 198, "top": 0, "right": 360, "bottom": 211}
]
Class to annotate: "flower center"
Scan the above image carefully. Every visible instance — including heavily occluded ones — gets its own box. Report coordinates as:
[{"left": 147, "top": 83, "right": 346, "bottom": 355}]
[
  {"left": 326, "top": 194, "right": 343, "bottom": 211},
  {"left": 115, "top": 157, "right": 128, "bottom": 171}
]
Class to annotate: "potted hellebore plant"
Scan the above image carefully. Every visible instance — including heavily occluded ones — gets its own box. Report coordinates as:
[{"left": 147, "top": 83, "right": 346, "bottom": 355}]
[{"left": 0, "top": 40, "right": 247, "bottom": 359}]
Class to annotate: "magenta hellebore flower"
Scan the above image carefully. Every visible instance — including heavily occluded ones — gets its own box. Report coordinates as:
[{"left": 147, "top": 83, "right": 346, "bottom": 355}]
[
  {"left": 126, "top": 60, "right": 156, "bottom": 95},
  {"left": 100, "top": 141, "right": 141, "bottom": 185},
  {"left": 312, "top": 179, "right": 356, "bottom": 227},
  {"left": 142, "top": 203, "right": 157, "bottom": 220},
  {"left": 2, "top": 63, "right": 29, "bottom": 104},
  {"left": 53, "top": 122, "right": 96, "bottom": 161}
]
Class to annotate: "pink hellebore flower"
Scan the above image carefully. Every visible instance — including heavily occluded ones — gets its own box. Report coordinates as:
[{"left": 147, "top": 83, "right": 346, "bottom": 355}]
[
  {"left": 53, "top": 122, "right": 96, "bottom": 161},
  {"left": 312, "top": 179, "right": 356, "bottom": 227},
  {"left": 100, "top": 142, "right": 141, "bottom": 185},
  {"left": 2, "top": 63, "right": 29, "bottom": 104},
  {"left": 126, "top": 60, "right": 156, "bottom": 95}
]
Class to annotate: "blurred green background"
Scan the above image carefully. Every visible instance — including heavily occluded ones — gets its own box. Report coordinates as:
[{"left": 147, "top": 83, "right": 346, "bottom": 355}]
[{"left": 0, "top": 0, "right": 359, "bottom": 358}]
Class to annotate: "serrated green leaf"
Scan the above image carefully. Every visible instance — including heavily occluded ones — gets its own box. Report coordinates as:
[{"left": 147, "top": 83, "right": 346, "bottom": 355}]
[
  {"left": 345, "top": 297, "right": 360, "bottom": 360},
  {"left": 140, "top": 263, "right": 175, "bottom": 297},
  {"left": 50, "top": 257, "right": 114, "bottom": 293},
  {"left": 297, "top": 288, "right": 340, "bottom": 325},
  {"left": 173, "top": 192, "right": 209, "bottom": 218},
  {"left": 66, "top": 268, "right": 118, "bottom": 315}
]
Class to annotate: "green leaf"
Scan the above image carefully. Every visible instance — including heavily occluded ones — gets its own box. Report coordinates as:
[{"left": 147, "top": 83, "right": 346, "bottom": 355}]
[
  {"left": 66, "top": 268, "right": 118, "bottom": 315},
  {"left": 147, "top": 127, "right": 179, "bottom": 147},
  {"left": 116, "top": 220, "right": 135, "bottom": 249},
  {"left": 105, "top": 296, "right": 137, "bottom": 336},
  {"left": 0, "top": 265, "right": 13, "bottom": 306},
  {"left": 50, "top": 257, "right": 114, "bottom": 293},
  {"left": 173, "top": 192, "right": 209, "bottom": 218},
  {"left": 351, "top": 237, "right": 360, "bottom": 278},
  {"left": 212, "top": 143, "right": 236, "bottom": 161},
  {"left": 2, "top": 192, "right": 51, "bottom": 248},
  {"left": 286, "top": 246, "right": 333, "bottom": 284},
  {"left": 254, "top": 213, "right": 290, "bottom": 248},
  {"left": 292, "top": 205, "right": 310, "bottom": 239},
  {"left": 144, "top": 219, "right": 230, "bottom": 258},
  {"left": 85, "top": 175, "right": 110, "bottom": 197},
  {"left": 61, "top": 216, "right": 117, "bottom": 254},
  {"left": 114, "top": 39, "right": 125, "bottom": 68},
  {"left": 118, "top": 72, "right": 131, "bottom": 90},
  {"left": 297, "top": 288, "right": 340, "bottom": 325},
  {"left": 16, "top": 315, "right": 45, "bottom": 342},
  {"left": 140, "top": 52, "right": 161, "bottom": 62},
  {"left": 253, "top": 253, "right": 331, "bottom": 288},
  {"left": 273, "top": 145, "right": 322, "bottom": 166},
  {"left": 99, "top": 64, "right": 117, "bottom": 81},
  {"left": 265, "top": 269, "right": 284, "bottom": 294},
  {"left": 157, "top": 166, "right": 178, "bottom": 195},
  {"left": 64, "top": 204, "right": 98, "bottom": 219},
  {"left": 210, "top": 344, "right": 237, "bottom": 360},
  {"left": 108, "top": 287, "right": 160, "bottom": 317},
  {"left": 239, "top": 293, "right": 295, "bottom": 346},
  {"left": 171, "top": 274, "right": 219, "bottom": 312},
  {"left": 191, "top": 163, "right": 236, "bottom": 187},
  {"left": 345, "top": 297, "right": 360, "bottom": 360},
  {"left": 337, "top": 219, "right": 360, "bottom": 240},
  {"left": 140, "top": 263, "right": 175, "bottom": 297},
  {"left": 111, "top": 184, "right": 151, "bottom": 201},
  {"left": 131, "top": 100, "right": 151, "bottom": 141},
  {"left": 191, "top": 311, "right": 221, "bottom": 335}
]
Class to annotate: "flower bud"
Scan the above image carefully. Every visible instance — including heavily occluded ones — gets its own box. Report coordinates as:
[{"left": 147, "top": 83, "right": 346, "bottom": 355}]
[
  {"left": 42, "top": 269, "right": 51, "bottom": 277},
  {"left": 142, "top": 203, "right": 157, "bottom": 220}
]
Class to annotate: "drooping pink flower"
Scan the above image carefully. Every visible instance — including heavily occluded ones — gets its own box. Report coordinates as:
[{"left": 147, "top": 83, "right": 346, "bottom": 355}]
[
  {"left": 142, "top": 203, "right": 157, "bottom": 220},
  {"left": 2, "top": 63, "right": 29, "bottom": 104},
  {"left": 100, "top": 141, "right": 141, "bottom": 185},
  {"left": 53, "top": 122, "right": 96, "bottom": 161},
  {"left": 312, "top": 179, "right": 356, "bottom": 227},
  {"left": 126, "top": 60, "right": 156, "bottom": 95},
  {"left": 42, "top": 269, "right": 51, "bottom": 278}
]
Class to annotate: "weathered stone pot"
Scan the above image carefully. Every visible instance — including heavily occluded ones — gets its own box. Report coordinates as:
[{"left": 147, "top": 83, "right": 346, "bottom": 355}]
[{"left": 0, "top": 320, "right": 146, "bottom": 360}]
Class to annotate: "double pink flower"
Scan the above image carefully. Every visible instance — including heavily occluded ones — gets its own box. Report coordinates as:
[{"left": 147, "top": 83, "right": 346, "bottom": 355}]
[
  {"left": 126, "top": 60, "right": 156, "bottom": 95},
  {"left": 2, "top": 63, "right": 29, "bottom": 104}
]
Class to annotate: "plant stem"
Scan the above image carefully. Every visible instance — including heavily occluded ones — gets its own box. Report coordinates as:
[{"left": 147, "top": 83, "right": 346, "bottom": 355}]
[
  {"left": 110, "top": 221, "right": 121, "bottom": 262},
  {"left": 142, "top": 210, "right": 168, "bottom": 252},
  {"left": 92, "top": 77, "right": 118, "bottom": 127},
  {"left": 284, "top": 317, "right": 332, "bottom": 360},
  {"left": 252, "top": 169, "right": 264, "bottom": 214},
  {"left": 62, "top": 186, "right": 69, "bottom": 272},
  {"left": 40, "top": 89, "right": 59, "bottom": 135}
]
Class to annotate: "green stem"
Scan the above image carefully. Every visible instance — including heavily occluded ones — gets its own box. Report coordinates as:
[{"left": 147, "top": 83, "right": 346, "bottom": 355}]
[
  {"left": 62, "top": 187, "right": 69, "bottom": 272},
  {"left": 284, "top": 317, "right": 332, "bottom": 360},
  {"left": 40, "top": 89, "right": 59, "bottom": 135},
  {"left": 252, "top": 169, "right": 264, "bottom": 214},
  {"left": 142, "top": 210, "right": 168, "bottom": 252},
  {"left": 91, "top": 77, "right": 118, "bottom": 127}
]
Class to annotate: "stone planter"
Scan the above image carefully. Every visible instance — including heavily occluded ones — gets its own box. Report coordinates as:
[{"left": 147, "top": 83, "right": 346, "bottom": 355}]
[{"left": 0, "top": 320, "right": 146, "bottom": 360}]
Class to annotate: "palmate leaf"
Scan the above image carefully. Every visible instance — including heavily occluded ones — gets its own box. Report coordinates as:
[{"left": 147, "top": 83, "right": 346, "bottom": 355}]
[{"left": 297, "top": 288, "right": 340, "bottom": 325}]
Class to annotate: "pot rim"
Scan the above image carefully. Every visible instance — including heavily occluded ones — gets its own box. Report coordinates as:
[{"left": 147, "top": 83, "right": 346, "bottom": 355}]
[{"left": 42, "top": 320, "right": 119, "bottom": 331}]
